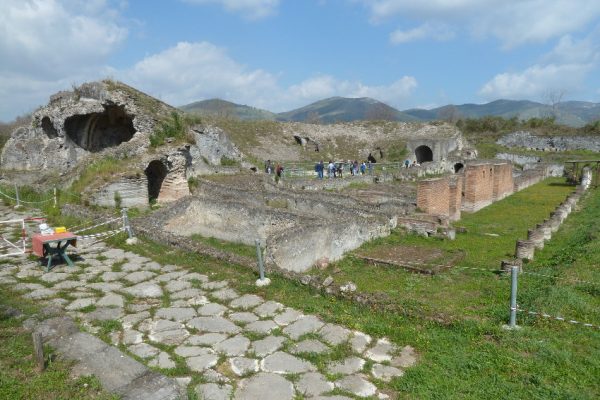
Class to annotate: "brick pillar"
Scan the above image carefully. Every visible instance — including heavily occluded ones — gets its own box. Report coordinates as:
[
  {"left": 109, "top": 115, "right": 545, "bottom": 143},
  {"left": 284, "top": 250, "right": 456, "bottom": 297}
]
[{"left": 417, "top": 177, "right": 450, "bottom": 217}]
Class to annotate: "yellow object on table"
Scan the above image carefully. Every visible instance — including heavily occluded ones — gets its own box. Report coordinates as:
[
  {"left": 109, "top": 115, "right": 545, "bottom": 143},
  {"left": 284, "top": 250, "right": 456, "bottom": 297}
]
[{"left": 54, "top": 227, "right": 66, "bottom": 233}]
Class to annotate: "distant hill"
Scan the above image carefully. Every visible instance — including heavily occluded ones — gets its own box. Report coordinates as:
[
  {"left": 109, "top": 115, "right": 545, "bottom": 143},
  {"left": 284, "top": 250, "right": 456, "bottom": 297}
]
[
  {"left": 276, "top": 97, "right": 419, "bottom": 123},
  {"left": 403, "top": 99, "right": 600, "bottom": 127},
  {"left": 180, "top": 97, "right": 600, "bottom": 127},
  {"left": 180, "top": 99, "right": 276, "bottom": 121}
]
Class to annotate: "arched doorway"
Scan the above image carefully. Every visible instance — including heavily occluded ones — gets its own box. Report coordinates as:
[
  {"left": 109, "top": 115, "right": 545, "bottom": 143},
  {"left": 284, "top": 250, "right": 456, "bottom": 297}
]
[
  {"left": 454, "top": 162, "right": 464, "bottom": 173},
  {"left": 145, "top": 160, "right": 168, "bottom": 203},
  {"left": 415, "top": 145, "right": 433, "bottom": 163}
]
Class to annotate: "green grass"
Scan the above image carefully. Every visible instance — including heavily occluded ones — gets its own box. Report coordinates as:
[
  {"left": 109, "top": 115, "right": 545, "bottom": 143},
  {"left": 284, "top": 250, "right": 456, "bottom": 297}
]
[
  {"left": 0, "top": 290, "right": 119, "bottom": 400},
  {"left": 189, "top": 233, "right": 257, "bottom": 259},
  {"left": 112, "top": 177, "right": 600, "bottom": 399}
]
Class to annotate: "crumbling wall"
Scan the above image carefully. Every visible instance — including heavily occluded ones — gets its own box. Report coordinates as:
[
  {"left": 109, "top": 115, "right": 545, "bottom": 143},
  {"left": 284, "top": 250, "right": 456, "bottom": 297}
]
[{"left": 90, "top": 177, "right": 148, "bottom": 208}]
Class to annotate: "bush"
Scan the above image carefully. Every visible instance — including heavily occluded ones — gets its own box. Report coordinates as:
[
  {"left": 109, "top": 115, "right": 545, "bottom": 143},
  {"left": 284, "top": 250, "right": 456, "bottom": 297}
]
[{"left": 150, "top": 112, "right": 201, "bottom": 147}]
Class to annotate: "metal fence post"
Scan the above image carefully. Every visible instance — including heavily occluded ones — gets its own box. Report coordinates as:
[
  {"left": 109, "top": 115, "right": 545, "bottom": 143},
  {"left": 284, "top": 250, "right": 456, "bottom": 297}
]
[
  {"left": 255, "top": 238, "right": 271, "bottom": 287},
  {"left": 121, "top": 208, "right": 134, "bottom": 240},
  {"left": 509, "top": 265, "right": 519, "bottom": 328},
  {"left": 53, "top": 187, "right": 57, "bottom": 208},
  {"left": 14, "top": 183, "right": 20, "bottom": 208}
]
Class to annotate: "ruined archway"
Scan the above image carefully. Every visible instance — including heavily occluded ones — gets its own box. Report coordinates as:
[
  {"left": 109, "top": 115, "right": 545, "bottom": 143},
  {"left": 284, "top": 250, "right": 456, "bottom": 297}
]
[
  {"left": 415, "top": 145, "right": 433, "bottom": 163},
  {"left": 64, "top": 105, "right": 135, "bottom": 152},
  {"left": 145, "top": 160, "right": 168, "bottom": 203},
  {"left": 41, "top": 117, "right": 58, "bottom": 138},
  {"left": 454, "top": 163, "right": 464, "bottom": 173}
]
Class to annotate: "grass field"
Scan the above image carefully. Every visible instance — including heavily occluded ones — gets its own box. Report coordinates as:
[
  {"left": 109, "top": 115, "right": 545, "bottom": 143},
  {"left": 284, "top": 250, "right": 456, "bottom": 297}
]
[{"left": 3, "top": 177, "right": 598, "bottom": 399}]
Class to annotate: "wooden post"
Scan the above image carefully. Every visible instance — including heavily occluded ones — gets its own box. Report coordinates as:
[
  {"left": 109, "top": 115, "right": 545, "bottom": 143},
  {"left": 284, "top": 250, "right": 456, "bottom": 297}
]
[{"left": 32, "top": 331, "right": 45, "bottom": 372}]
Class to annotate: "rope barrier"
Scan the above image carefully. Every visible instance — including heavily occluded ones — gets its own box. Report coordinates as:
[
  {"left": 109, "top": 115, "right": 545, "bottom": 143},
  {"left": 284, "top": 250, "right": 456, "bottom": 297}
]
[
  {"left": 77, "top": 227, "right": 125, "bottom": 240},
  {"left": 516, "top": 307, "right": 600, "bottom": 329},
  {"left": 0, "top": 187, "right": 54, "bottom": 205},
  {"left": 519, "top": 271, "right": 599, "bottom": 286},
  {"left": 67, "top": 214, "right": 118, "bottom": 232},
  {"left": 71, "top": 217, "right": 122, "bottom": 234}
]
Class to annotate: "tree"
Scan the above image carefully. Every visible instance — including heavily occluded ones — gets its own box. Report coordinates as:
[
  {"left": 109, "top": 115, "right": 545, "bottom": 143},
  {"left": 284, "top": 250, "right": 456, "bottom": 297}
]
[{"left": 544, "top": 89, "right": 565, "bottom": 119}]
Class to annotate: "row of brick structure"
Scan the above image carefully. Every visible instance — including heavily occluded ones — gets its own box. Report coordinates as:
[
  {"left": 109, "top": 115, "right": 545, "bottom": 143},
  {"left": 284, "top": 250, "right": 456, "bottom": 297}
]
[{"left": 417, "top": 160, "right": 550, "bottom": 220}]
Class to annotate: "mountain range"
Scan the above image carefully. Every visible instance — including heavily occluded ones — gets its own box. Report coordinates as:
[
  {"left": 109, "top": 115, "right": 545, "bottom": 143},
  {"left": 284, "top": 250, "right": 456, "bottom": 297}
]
[{"left": 180, "top": 97, "right": 600, "bottom": 127}]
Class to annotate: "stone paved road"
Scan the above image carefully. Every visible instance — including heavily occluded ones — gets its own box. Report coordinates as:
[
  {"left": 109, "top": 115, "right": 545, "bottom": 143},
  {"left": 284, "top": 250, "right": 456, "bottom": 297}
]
[{"left": 0, "top": 208, "right": 417, "bottom": 399}]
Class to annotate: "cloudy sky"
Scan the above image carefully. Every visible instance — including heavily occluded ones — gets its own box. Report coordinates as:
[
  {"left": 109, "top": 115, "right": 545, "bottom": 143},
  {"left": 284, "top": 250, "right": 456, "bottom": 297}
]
[{"left": 1, "top": 0, "right": 600, "bottom": 121}]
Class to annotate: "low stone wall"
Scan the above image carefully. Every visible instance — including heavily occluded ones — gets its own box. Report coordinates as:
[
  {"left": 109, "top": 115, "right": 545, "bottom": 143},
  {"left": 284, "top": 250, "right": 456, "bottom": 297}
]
[
  {"left": 498, "top": 131, "right": 600, "bottom": 152},
  {"left": 90, "top": 177, "right": 148, "bottom": 208},
  {"left": 512, "top": 168, "right": 592, "bottom": 261}
]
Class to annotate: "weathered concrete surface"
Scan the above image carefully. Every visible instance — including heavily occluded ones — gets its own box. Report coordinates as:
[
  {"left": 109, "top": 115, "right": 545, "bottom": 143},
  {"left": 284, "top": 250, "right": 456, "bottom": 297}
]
[{"left": 35, "top": 316, "right": 184, "bottom": 400}]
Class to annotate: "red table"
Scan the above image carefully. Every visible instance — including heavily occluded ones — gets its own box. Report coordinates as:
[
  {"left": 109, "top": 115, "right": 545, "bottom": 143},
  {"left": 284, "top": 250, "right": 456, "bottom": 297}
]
[{"left": 32, "top": 232, "right": 77, "bottom": 271}]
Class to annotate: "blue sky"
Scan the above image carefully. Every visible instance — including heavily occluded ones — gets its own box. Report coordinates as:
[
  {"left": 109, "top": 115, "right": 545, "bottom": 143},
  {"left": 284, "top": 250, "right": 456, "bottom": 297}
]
[{"left": 1, "top": 0, "right": 600, "bottom": 121}]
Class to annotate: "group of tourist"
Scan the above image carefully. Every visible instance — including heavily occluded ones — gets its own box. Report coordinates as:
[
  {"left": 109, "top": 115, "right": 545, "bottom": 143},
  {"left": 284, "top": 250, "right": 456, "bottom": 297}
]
[
  {"left": 264, "top": 160, "right": 284, "bottom": 179},
  {"left": 314, "top": 160, "right": 372, "bottom": 179}
]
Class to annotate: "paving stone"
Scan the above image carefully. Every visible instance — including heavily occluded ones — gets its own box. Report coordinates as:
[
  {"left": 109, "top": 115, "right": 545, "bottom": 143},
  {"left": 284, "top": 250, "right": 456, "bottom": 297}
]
[
  {"left": 69, "top": 290, "right": 96, "bottom": 298},
  {"left": 47, "top": 298, "right": 69, "bottom": 308},
  {"left": 85, "top": 307, "right": 124, "bottom": 321},
  {"left": 187, "top": 316, "right": 241, "bottom": 334},
  {"left": 0, "top": 276, "right": 16, "bottom": 284},
  {"left": 295, "top": 372, "right": 335, "bottom": 397},
  {"left": 251, "top": 335, "right": 286, "bottom": 357},
  {"left": 195, "top": 383, "right": 232, "bottom": 400},
  {"left": 327, "top": 357, "right": 365, "bottom": 375},
  {"left": 40, "top": 272, "right": 70, "bottom": 283},
  {"left": 186, "top": 353, "right": 219, "bottom": 372},
  {"left": 186, "top": 295, "right": 210, "bottom": 306},
  {"left": 390, "top": 345, "right": 417, "bottom": 369},
  {"left": 186, "top": 333, "right": 228, "bottom": 346},
  {"left": 122, "top": 282, "right": 163, "bottom": 298},
  {"left": 149, "top": 351, "right": 176, "bottom": 369},
  {"left": 201, "top": 280, "right": 228, "bottom": 290},
  {"left": 155, "top": 271, "right": 187, "bottom": 283},
  {"left": 16, "top": 268, "right": 43, "bottom": 278},
  {"left": 290, "top": 339, "right": 329, "bottom": 355},
  {"left": 175, "top": 376, "right": 192, "bottom": 389},
  {"left": 122, "top": 329, "right": 144, "bottom": 345},
  {"left": 350, "top": 331, "right": 372, "bottom": 354},
  {"left": 24, "top": 288, "right": 57, "bottom": 300},
  {"left": 179, "top": 272, "right": 209, "bottom": 282},
  {"left": 121, "top": 311, "right": 151, "bottom": 329},
  {"left": 230, "top": 357, "right": 259, "bottom": 376},
  {"left": 273, "top": 308, "right": 303, "bottom": 326},
  {"left": 312, "top": 396, "right": 353, "bottom": 400},
  {"left": 53, "top": 280, "right": 84, "bottom": 290},
  {"left": 175, "top": 345, "right": 214, "bottom": 358},
  {"left": 148, "top": 320, "right": 189, "bottom": 345},
  {"left": 123, "top": 271, "right": 155, "bottom": 284},
  {"left": 203, "top": 369, "right": 231, "bottom": 384},
  {"left": 87, "top": 282, "right": 124, "bottom": 293},
  {"left": 121, "top": 262, "right": 143, "bottom": 272},
  {"left": 127, "top": 303, "right": 154, "bottom": 313},
  {"left": 164, "top": 280, "right": 192, "bottom": 293},
  {"left": 170, "top": 288, "right": 204, "bottom": 300},
  {"left": 282, "top": 315, "right": 324, "bottom": 340},
  {"left": 214, "top": 335, "right": 250, "bottom": 356},
  {"left": 229, "top": 312, "right": 259, "bottom": 324},
  {"left": 66, "top": 297, "right": 96, "bottom": 311},
  {"left": 234, "top": 372, "right": 294, "bottom": 400},
  {"left": 260, "top": 351, "right": 316, "bottom": 374},
  {"left": 155, "top": 307, "right": 197, "bottom": 322},
  {"left": 319, "top": 323, "right": 351, "bottom": 346},
  {"left": 253, "top": 300, "right": 284, "bottom": 318},
  {"left": 245, "top": 319, "right": 278, "bottom": 335},
  {"left": 96, "top": 293, "right": 125, "bottom": 308},
  {"left": 335, "top": 375, "right": 377, "bottom": 398},
  {"left": 211, "top": 288, "right": 239, "bottom": 301},
  {"left": 103, "top": 248, "right": 126, "bottom": 259},
  {"left": 364, "top": 338, "right": 396, "bottom": 363},
  {"left": 198, "top": 302, "right": 228, "bottom": 316},
  {"left": 143, "top": 261, "right": 162, "bottom": 271},
  {"left": 136, "top": 318, "right": 154, "bottom": 333},
  {"left": 128, "top": 343, "right": 160, "bottom": 358},
  {"left": 15, "top": 282, "right": 46, "bottom": 291},
  {"left": 371, "top": 364, "right": 404, "bottom": 382},
  {"left": 229, "top": 294, "right": 264, "bottom": 310}
]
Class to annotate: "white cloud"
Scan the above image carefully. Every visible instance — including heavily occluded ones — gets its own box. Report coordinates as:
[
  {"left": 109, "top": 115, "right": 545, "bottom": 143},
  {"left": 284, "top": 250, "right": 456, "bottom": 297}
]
[
  {"left": 0, "top": 0, "right": 127, "bottom": 120},
  {"left": 183, "top": 0, "right": 279, "bottom": 19},
  {"left": 479, "top": 34, "right": 600, "bottom": 100},
  {"left": 360, "top": 0, "right": 600, "bottom": 48},
  {"left": 120, "top": 42, "right": 417, "bottom": 112},
  {"left": 390, "top": 22, "right": 455, "bottom": 44},
  {"left": 479, "top": 63, "right": 592, "bottom": 100}
]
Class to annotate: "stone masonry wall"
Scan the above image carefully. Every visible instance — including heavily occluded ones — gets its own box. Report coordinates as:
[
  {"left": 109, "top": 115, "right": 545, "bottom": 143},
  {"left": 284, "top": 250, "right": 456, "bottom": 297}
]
[
  {"left": 417, "top": 178, "right": 450, "bottom": 216},
  {"left": 462, "top": 163, "right": 495, "bottom": 212},
  {"left": 492, "top": 162, "right": 514, "bottom": 201}
]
